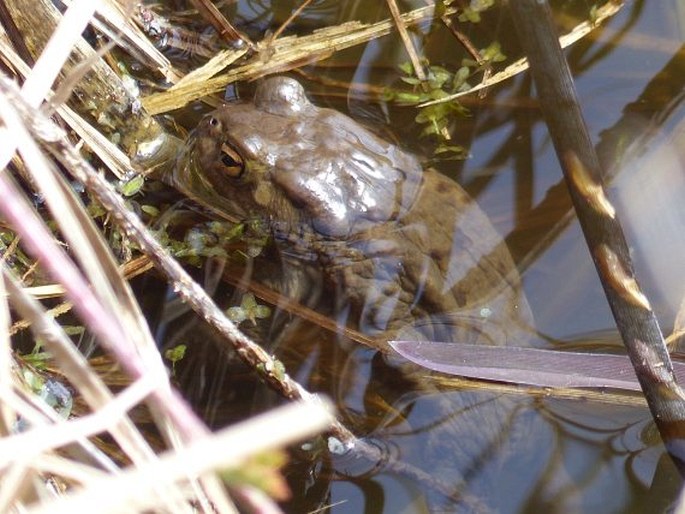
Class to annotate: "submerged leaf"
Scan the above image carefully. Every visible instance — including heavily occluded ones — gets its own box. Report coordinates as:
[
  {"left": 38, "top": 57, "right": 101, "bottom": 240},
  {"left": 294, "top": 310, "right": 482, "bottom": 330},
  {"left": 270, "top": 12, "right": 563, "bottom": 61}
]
[{"left": 389, "top": 340, "right": 685, "bottom": 392}]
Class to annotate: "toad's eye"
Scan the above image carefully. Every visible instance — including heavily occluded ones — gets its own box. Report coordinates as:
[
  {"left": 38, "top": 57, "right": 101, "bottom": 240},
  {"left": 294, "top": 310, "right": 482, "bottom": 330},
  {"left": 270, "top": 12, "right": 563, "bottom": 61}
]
[{"left": 218, "top": 142, "right": 244, "bottom": 178}]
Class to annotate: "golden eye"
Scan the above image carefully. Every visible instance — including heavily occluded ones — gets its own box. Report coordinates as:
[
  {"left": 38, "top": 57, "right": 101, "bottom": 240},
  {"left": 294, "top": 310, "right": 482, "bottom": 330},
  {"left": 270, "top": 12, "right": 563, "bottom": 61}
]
[{"left": 219, "top": 143, "right": 244, "bottom": 178}]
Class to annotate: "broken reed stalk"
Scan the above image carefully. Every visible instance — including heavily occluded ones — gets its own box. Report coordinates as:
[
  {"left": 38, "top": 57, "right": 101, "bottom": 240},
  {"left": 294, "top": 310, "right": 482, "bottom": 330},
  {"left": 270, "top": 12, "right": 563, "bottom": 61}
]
[{"left": 508, "top": 0, "right": 685, "bottom": 474}]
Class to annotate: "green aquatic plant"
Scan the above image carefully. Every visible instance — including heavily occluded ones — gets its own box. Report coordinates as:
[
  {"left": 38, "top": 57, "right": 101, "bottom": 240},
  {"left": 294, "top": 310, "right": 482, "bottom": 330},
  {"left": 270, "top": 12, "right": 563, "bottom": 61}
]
[
  {"left": 227, "top": 292, "right": 272, "bottom": 326},
  {"left": 384, "top": 42, "right": 504, "bottom": 160},
  {"left": 117, "top": 173, "right": 145, "bottom": 197},
  {"left": 164, "top": 344, "right": 187, "bottom": 376},
  {"left": 456, "top": 0, "right": 496, "bottom": 23},
  {"left": 383, "top": 61, "right": 469, "bottom": 158}
]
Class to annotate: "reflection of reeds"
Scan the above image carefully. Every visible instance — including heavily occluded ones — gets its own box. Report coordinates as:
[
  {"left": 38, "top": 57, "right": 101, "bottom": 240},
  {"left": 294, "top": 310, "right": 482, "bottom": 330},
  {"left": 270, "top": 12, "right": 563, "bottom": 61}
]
[{"left": 0, "top": 2, "right": 334, "bottom": 512}]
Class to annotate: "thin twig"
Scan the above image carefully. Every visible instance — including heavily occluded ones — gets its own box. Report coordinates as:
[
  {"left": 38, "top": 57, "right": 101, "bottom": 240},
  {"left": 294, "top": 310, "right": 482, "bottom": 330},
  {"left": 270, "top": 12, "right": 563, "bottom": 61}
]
[
  {"left": 440, "top": 13, "right": 483, "bottom": 65},
  {"left": 270, "top": 0, "right": 314, "bottom": 41},
  {"left": 439, "top": 12, "right": 491, "bottom": 95},
  {"left": 0, "top": 272, "right": 13, "bottom": 437},
  {"left": 186, "top": 0, "right": 252, "bottom": 48},
  {"left": 386, "top": 0, "right": 426, "bottom": 81}
]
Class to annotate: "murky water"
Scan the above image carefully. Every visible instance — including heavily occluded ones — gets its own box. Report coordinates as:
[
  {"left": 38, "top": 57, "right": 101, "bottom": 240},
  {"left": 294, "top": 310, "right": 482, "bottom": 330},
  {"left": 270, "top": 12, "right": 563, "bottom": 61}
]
[{"left": 141, "top": 1, "right": 685, "bottom": 512}]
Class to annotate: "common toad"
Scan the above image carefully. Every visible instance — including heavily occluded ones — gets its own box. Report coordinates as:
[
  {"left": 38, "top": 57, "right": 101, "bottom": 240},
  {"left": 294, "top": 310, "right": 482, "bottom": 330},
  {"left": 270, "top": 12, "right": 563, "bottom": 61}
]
[{"left": 172, "top": 76, "right": 532, "bottom": 351}]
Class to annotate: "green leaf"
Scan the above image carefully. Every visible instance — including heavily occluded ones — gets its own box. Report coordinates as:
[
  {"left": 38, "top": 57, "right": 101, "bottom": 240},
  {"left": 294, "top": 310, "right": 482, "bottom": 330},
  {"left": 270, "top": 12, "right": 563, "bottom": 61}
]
[
  {"left": 400, "top": 76, "right": 422, "bottom": 85},
  {"left": 428, "top": 66, "right": 451, "bottom": 88},
  {"left": 227, "top": 293, "right": 272, "bottom": 326},
  {"left": 420, "top": 123, "right": 440, "bottom": 137},
  {"left": 398, "top": 61, "right": 414, "bottom": 75},
  {"left": 165, "top": 344, "right": 187, "bottom": 363},
  {"left": 453, "top": 66, "right": 471, "bottom": 89},
  {"left": 394, "top": 91, "right": 425, "bottom": 104},
  {"left": 141, "top": 205, "right": 159, "bottom": 217},
  {"left": 164, "top": 344, "right": 187, "bottom": 376},
  {"left": 381, "top": 89, "right": 396, "bottom": 101},
  {"left": 481, "top": 41, "right": 506, "bottom": 63},
  {"left": 118, "top": 174, "right": 145, "bottom": 197},
  {"left": 434, "top": 144, "right": 470, "bottom": 159},
  {"left": 63, "top": 325, "right": 85, "bottom": 336},
  {"left": 226, "top": 306, "right": 247, "bottom": 324},
  {"left": 87, "top": 200, "right": 106, "bottom": 218},
  {"left": 458, "top": 9, "right": 481, "bottom": 23}
]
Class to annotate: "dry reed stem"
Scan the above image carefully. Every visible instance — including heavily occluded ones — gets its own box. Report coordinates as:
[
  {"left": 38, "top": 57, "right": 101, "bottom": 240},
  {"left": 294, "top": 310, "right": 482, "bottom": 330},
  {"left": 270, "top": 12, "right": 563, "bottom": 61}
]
[
  {"left": 20, "top": 0, "right": 95, "bottom": 106},
  {"left": 171, "top": 47, "right": 247, "bottom": 90},
  {"left": 0, "top": 3, "right": 335, "bottom": 511},
  {"left": 142, "top": 4, "right": 440, "bottom": 114},
  {"left": 25, "top": 401, "right": 333, "bottom": 514},
  {"left": 0, "top": 32, "right": 133, "bottom": 180},
  {"left": 0, "top": 275, "right": 13, "bottom": 437},
  {"left": 93, "top": 1, "right": 182, "bottom": 83},
  {"left": 2, "top": 269, "right": 164, "bottom": 465}
]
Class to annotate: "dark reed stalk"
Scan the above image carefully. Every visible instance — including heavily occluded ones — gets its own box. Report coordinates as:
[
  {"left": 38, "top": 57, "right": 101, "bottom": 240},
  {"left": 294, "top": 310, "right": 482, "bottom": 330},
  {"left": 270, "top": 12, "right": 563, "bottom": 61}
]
[{"left": 508, "top": 0, "right": 685, "bottom": 474}]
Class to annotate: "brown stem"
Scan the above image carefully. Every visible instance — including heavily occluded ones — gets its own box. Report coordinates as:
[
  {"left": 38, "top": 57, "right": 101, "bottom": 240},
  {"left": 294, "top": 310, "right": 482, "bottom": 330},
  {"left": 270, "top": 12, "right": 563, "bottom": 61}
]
[{"left": 186, "top": 0, "right": 253, "bottom": 48}]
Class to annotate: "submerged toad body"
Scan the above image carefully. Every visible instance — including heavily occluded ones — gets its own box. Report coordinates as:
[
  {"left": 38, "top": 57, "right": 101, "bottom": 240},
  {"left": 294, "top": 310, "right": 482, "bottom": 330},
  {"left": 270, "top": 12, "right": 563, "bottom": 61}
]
[{"left": 172, "top": 76, "right": 531, "bottom": 351}]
